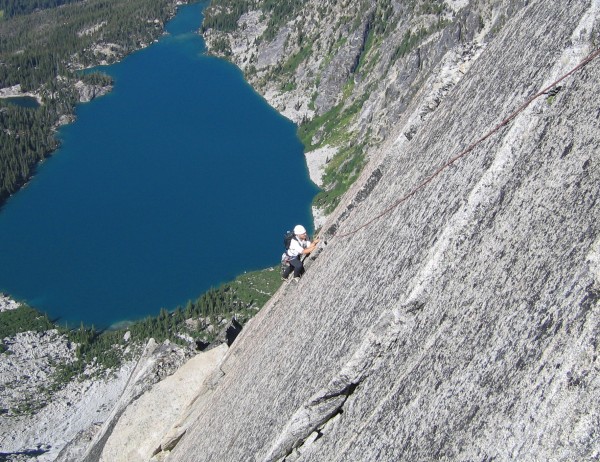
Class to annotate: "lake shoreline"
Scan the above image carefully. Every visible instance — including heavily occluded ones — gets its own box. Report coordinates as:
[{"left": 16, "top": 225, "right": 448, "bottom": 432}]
[
  {"left": 0, "top": 0, "right": 316, "bottom": 328},
  {"left": 0, "top": 84, "right": 43, "bottom": 105},
  {"left": 0, "top": 2, "right": 317, "bottom": 458}
]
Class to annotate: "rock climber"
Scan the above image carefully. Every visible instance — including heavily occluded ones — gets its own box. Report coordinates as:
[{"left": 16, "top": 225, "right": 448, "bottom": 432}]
[{"left": 282, "top": 224, "right": 319, "bottom": 282}]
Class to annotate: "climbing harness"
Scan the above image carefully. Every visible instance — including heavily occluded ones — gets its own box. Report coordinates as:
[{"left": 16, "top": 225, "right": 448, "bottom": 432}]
[{"left": 332, "top": 47, "right": 600, "bottom": 239}]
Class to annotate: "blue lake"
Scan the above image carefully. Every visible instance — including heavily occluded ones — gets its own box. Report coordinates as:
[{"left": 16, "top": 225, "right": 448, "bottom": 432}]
[{"left": 0, "top": 2, "right": 317, "bottom": 328}]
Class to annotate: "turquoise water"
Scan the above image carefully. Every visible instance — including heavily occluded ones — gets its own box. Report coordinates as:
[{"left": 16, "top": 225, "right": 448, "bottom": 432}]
[{"left": 0, "top": 2, "right": 317, "bottom": 328}]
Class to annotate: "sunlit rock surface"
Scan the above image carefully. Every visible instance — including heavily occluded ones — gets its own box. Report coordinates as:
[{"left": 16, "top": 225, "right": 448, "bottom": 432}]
[{"left": 167, "top": 1, "right": 600, "bottom": 460}]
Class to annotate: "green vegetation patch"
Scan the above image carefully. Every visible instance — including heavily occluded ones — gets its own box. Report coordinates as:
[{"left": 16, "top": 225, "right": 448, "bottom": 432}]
[
  {"left": 259, "top": 0, "right": 304, "bottom": 43},
  {"left": 392, "top": 27, "right": 430, "bottom": 61},
  {"left": 313, "top": 143, "right": 366, "bottom": 214},
  {"left": 280, "top": 43, "right": 312, "bottom": 76},
  {"left": 298, "top": 91, "right": 369, "bottom": 151},
  {"left": 372, "top": 0, "right": 394, "bottom": 37},
  {"left": 202, "top": 0, "right": 304, "bottom": 44},
  {"left": 201, "top": 0, "right": 251, "bottom": 33},
  {"left": 280, "top": 81, "right": 297, "bottom": 92},
  {"left": 299, "top": 91, "right": 371, "bottom": 213},
  {"left": 355, "top": 27, "right": 376, "bottom": 75},
  {"left": 0, "top": 103, "right": 62, "bottom": 203},
  {"left": 298, "top": 104, "right": 344, "bottom": 151},
  {"left": 210, "top": 36, "right": 233, "bottom": 56},
  {"left": 418, "top": 0, "right": 447, "bottom": 15},
  {"left": 80, "top": 71, "right": 113, "bottom": 87},
  {"left": 229, "top": 266, "right": 283, "bottom": 306},
  {"left": 390, "top": 11, "right": 450, "bottom": 64},
  {"left": 0, "top": 305, "right": 55, "bottom": 345}
]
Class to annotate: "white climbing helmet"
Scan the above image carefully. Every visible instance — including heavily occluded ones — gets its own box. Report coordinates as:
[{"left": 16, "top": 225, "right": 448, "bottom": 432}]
[{"left": 293, "top": 225, "right": 307, "bottom": 236}]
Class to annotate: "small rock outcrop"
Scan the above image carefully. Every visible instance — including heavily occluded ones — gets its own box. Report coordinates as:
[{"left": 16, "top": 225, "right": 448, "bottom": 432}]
[
  {"left": 0, "top": 293, "right": 19, "bottom": 312},
  {"left": 74, "top": 80, "right": 112, "bottom": 103}
]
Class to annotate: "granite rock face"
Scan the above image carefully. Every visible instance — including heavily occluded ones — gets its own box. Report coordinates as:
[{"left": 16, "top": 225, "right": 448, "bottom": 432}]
[
  {"left": 97, "top": 345, "right": 228, "bottom": 462},
  {"left": 0, "top": 293, "right": 20, "bottom": 312},
  {"left": 60, "top": 339, "right": 194, "bottom": 462},
  {"left": 166, "top": 0, "right": 600, "bottom": 460},
  {"left": 74, "top": 80, "right": 112, "bottom": 103}
]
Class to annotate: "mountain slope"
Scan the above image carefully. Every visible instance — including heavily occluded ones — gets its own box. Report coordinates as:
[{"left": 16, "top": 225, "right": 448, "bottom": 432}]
[{"left": 163, "top": 0, "right": 600, "bottom": 460}]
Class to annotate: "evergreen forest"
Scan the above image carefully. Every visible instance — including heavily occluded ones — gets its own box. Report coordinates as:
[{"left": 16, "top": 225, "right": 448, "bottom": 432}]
[
  {"left": 0, "top": 0, "right": 178, "bottom": 203},
  {"left": 201, "top": 0, "right": 304, "bottom": 42}
]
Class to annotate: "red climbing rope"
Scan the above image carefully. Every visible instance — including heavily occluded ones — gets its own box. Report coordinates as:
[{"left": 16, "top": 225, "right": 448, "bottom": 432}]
[{"left": 334, "top": 47, "right": 600, "bottom": 239}]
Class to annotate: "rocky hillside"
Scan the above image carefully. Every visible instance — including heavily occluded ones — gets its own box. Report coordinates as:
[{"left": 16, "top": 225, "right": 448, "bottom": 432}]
[
  {"left": 56, "top": 0, "right": 600, "bottom": 460},
  {"left": 203, "top": 0, "right": 527, "bottom": 221}
]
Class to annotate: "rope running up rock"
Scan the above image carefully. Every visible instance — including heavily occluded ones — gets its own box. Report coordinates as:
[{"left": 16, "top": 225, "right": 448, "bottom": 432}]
[{"left": 334, "top": 47, "right": 600, "bottom": 239}]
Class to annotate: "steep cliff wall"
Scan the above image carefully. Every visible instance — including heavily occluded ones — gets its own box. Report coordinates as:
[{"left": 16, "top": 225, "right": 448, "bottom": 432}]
[
  {"left": 203, "top": 0, "right": 541, "bottom": 224},
  {"left": 164, "top": 0, "right": 600, "bottom": 460}
]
